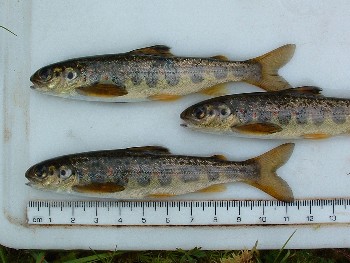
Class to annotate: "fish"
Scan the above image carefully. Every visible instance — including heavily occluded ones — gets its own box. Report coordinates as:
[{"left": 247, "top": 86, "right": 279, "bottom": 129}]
[
  {"left": 30, "top": 44, "right": 295, "bottom": 102},
  {"left": 25, "top": 144, "right": 295, "bottom": 201},
  {"left": 180, "top": 86, "right": 350, "bottom": 139}
]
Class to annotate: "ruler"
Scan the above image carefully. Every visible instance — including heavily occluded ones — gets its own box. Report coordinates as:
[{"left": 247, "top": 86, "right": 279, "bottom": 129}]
[{"left": 27, "top": 199, "right": 350, "bottom": 226}]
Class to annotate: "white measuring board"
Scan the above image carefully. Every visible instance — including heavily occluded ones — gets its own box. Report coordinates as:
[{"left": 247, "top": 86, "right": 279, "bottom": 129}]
[{"left": 27, "top": 199, "right": 349, "bottom": 226}]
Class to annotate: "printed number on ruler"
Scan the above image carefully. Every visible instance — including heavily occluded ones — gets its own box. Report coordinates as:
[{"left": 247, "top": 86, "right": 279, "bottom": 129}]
[{"left": 27, "top": 199, "right": 350, "bottom": 226}]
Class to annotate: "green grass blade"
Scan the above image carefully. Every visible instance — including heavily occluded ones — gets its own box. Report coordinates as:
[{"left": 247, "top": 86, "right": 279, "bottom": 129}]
[
  {"left": 63, "top": 252, "right": 123, "bottom": 263},
  {"left": 0, "top": 26, "right": 17, "bottom": 36},
  {"left": 272, "top": 230, "right": 296, "bottom": 263},
  {"left": 0, "top": 246, "right": 8, "bottom": 263},
  {"left": 30, "top": 251, "right": 48, "bottom": 263}
]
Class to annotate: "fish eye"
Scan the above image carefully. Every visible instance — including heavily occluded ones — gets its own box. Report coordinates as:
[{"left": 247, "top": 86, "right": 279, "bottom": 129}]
[
  {"left": 59, "top": 166, "right": 73, "bottom": 179},
  {"left": 65, "top": 68, "right": 77, "bottom": 81},
  {"left": 38, "top": 68, "right": 52, "bottom": 81},
  {"left": 193, "top": 107, "right": 206, "bottom": 119}
]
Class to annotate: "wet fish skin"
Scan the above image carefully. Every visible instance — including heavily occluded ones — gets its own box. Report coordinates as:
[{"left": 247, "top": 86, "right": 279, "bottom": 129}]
[
  {"left": 25, "top": 144, "right": 294, "bottom": 201},
  {"left": 180, "top": 86, "right": 350, "bottom": 139},
  {"left": 30, "top": 44, "right": 295, "bottom": 102}
]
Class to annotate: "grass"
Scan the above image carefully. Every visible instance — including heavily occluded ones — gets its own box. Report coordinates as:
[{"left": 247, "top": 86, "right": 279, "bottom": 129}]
[
  {"left": 0, "top": 26, "right": 17, "bottom": 36},
  {"left": 1, "top": 245, "right": 350, "bottom": 263}
]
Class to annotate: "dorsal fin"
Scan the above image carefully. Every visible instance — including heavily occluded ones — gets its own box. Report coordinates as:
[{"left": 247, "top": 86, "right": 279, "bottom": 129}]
[
  {"left": 129, "top": 45, "right": 174, "bottom": 57},
  {"left": 282, "top": 86, "right": 323, "bottom": 96},
  {"left": 211, "top": 154, "right": 228, "bottom": 161},
  {"left": 211, "top": 55, "right": 229, "bottom": 61},
  {"left": 125, "top": 146, "right": 171, "bottom": 155}
]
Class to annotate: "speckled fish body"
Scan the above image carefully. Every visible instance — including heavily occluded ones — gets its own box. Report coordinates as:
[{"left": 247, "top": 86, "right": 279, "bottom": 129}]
[
  {"left": 30, "top": 44, "right": 295, "bottom": 102},
  {"left": 180, "top": 87, "right": 350, "bottom": 139},
  {"left": 25, "top": 145, "right": 295, "bottom": 201}
]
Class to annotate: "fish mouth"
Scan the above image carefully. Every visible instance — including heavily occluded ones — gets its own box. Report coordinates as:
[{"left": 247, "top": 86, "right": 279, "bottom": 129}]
[
  {"left": 180, "top": 123, "right": 188, "bottom": 128},
  {"left": 30, "top": 85, "right": 36, "bottom": 90}
]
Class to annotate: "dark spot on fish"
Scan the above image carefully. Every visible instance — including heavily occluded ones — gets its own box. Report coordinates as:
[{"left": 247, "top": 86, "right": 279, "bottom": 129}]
[
  {"left": 236, "top": 106, "right": 253, "bottom": 123},
  {"left": 296, "top": 107, "right": 308, "bottom": 124},
  {"left": 164, "top": 60, "right": 180, "bottom": 86},
  {"left": 145, "top": 63, "right": 159, "bottom": 88},
  {"left": 278, "top": 109, "right": 292, "bottom": 125},
  {"left": 214, "top": 67, "right": 228, "bottom": 79},
  {"left": 332, "top": 106, "right": 347, "bottom": 124},
  {"left": 113, "top": 171, "right": 129, "bottom": 186},
  {"left": 137, "top": 173, "right": 151, "bottom": 186},
  {"left": 111, "top": 75, "right": 125, "bottom": 87},
  {"left": 191, "top": 72, "right": 204, "bottom": 83},
  {"left": 311, "top": 107, "right": 325, "bottom": 126},
  {"left": 208, "top": 173, "right": 219, "bottom": 181},
  {"left": 158, "top": 172, "right": 172, "bottom": 186},
  {"left": 182, "top": 172, "right": 199, "bottom": 182},
  {"left": 258, "top": 110, "right": 272, "bottom": 122},
  {"left": 130, "top": 71, "right": 143, "bottom": 86}
]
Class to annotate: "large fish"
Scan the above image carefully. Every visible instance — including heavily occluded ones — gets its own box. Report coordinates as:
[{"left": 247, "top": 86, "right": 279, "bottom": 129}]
[
  {"left": 180, "top": 86, "right": 350, "bottom": 139},
  {"left": 25, "top": 144, "right": 294, "bottom": 201},
  {"left": 30, "top": 44, "right": 295, "bottom": 102}
]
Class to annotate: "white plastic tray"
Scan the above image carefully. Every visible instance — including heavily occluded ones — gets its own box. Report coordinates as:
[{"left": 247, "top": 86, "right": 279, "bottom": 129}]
[{"left": 1, "top": 0, "right": 350, "bottom": 250}]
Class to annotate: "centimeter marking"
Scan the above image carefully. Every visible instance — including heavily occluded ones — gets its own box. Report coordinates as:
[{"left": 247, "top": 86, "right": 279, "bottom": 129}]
[{"left": 27, "top": 199, "right": 350, "bottom": 226}]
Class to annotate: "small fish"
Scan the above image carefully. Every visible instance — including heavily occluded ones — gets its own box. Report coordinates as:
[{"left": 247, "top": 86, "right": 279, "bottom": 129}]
[
  {"left": 180, "top": 86, "right": 350, "bottom": 139},
  {"left": 25, "top": 144, "right": 294, "bottom": 201},
  {"left": 30, "top": 44, "right": 295, "bottom": 102}
]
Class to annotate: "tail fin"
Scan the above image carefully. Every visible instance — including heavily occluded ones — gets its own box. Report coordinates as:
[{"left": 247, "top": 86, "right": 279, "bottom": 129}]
[
  {"left": 247, "top": 143, "right": 295, "bottom": 202},
  {"left": 247, "top": 44, "right": 296, "bottom": 91}
]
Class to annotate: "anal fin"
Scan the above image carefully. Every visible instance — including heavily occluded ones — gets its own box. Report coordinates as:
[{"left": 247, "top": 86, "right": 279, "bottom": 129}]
[
  {"left": 148, "top": 193, "right": 175, "bottom": 198},
  {"left": 197, "top": 184, "right": 226, "bottom": 193},
  {"left": 148, "top": 94, "right": 182, "bottom": 101},
  {"left": 199, "top": 83, "right": 227, "bottom": 96},
  {"left": 302, "top": 133, "right": 330, "bottom": 139}
]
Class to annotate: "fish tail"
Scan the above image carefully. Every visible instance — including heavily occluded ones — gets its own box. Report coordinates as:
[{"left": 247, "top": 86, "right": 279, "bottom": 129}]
[
  {"left": 247, "top": 143, "right": 295, "bottom": 202},
  {"left": 247, "top": 44, "right": 296, "bottom": 91}
]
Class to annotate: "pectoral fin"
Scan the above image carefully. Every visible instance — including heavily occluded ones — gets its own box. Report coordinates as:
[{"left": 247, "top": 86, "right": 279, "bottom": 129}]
[
  {"left": 76, "top": 84, "right": 128, "bottom": 97},
  {"left": 129, "top": 45, "right": 174, "bottom": 57},
  {"left": 148, "top": 193, "right": 175, "bottom": 198},
  {"left": 73, "top": 183, "right": 125, "bottom": 193},
  {"left": 232, "top": 123, "right": 282, "bottom": 135},
  {"left": 302, "top": 133, "right": 330, "bottom": 139},
  {"left": 211, "top": 154, "right": 228, "bottom": 161}
]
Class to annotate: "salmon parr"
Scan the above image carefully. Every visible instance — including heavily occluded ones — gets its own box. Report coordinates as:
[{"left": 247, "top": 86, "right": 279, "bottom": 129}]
[
  {"left": 181, "top": 86, "right": 350, "bottom": 139},
  {"left": 30, "top": 44, "right": 295, "bottom": 102},
  {"left": 25, "top": 144, "right": 294, "bottom": 201}
]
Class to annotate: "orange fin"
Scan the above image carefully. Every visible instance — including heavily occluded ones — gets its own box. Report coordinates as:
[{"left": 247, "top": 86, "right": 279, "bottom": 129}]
[
  {"left": 211, "top": 154, "right": 228, "bottom": 161},
  {"left": 198, "top": 184, "right": 227, "bottom": 193},
  {"left": 148, "top": 193, "right": 175, "bottom": 198},
  {"left": 73, "top": 183, "right": 125, "bottom": 193},
  {"left": 246, "top": 143, "right": 295, "bottom": 202},
  {"left": 211, "top": 55, "right": 229, "bottom": 61},
  {"left": 247, "top": 44, "right": 295, "bottom": 91},
  {"left": 129, "top": 45, "right": 174, "bottom": 57},
  {"left": 233, "top": 122, "right": 282, "bottom": 135},
  {"left": 148, "top": 94, "right": 182, "bottom": 101},
  {"left": 76, "top": 84, "right": 128, "bottom": 97},
  {"left": 125, "top": 146, "right": 171, "bottom": 154},
  {"left": 200, "top": 83, "right": 227, "bottom": 96},
  {"left": 302, "top": 133, "right": 330, "bottom": 139}
]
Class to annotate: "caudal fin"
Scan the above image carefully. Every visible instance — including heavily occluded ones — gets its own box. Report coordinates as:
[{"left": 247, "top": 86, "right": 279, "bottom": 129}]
[
  {"left": 247, "top": 44, "right": 296, "bottom": 91},
  {"left": 247, "top": 143, "right": 295, "bottom": 202}
]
